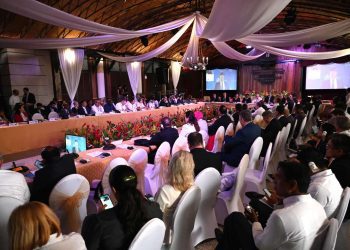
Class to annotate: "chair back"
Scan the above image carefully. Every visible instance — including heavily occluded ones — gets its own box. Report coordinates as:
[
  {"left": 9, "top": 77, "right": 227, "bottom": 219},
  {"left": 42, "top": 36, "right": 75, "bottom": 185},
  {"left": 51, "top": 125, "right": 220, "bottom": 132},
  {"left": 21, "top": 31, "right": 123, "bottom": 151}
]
[
  {"left": 253, "top": 114, "right": 263, "bottom": 124},
  {"left": 170, "top": 186, "right": 201, "bottom": 250},
  {"left": 270, "top": 131, "right": 281, "bottom": 160},
  {"left": 225, "top": 123, "right": 234, "bottom": 136},
  {"left": 235, "top": 121, "right": 242, "bottom": 133},
  {"left": 335, "top": 187, "right": 350, "bottom": 229},
  {"left": 154, "top": 142, "right": 171, "bottom": 186},
  {"left": 32, "top": 113, "right": 44, "bottom": 121},
  {"left": 212, "top": 126, "right": 225, "bottom": 153},
  {"left": 322, "top": 218, "right": 339, "bottom": 250},
  {"left": 296, "top": 116, "right": 307, "bottom": 140},
  {"left": 287, "top": 119, "right": 298, "bottom": 146},
  {"left": 227, "top": 154, "right": 249, "bottom": 213},
  {"left": 172, "top": 136, "right": 189, "bottom": 155},
  {"left": 128, "top": 149, "right": 148, "bottom": 194},
  {"left": 199, "top": 130, "right": 209, "bottom": 147},
  {"left": 129, "top": 218, "right": 166, "bottom": 250},
  {"left": 0, "top": 170, "right": 30, "bottom": 250},
  {"left": 102, "top": 157, "right": 128, "bottom": 200},
  {"left": 259, "top": 143, "right": 273, "bottom": 182},
  {"left": 248, "top": 137, "right": 263, "bottom": 170},
  {"left": 48, "top": 111, "right": 59, "bottom": 119},
  {"left": 49, "top": 174, "right": 89, "bottom": 234},
  {"left": 192, "top": 168, "right": 220, "bottom": 246}
]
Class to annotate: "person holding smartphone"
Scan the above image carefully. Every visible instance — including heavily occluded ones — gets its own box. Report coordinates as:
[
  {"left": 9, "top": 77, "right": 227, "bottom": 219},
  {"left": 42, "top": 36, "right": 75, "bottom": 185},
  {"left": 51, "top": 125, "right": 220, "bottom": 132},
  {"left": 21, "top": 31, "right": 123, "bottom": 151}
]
[{"left": 81, "top": 165, "right": 162, "bottom": 250}]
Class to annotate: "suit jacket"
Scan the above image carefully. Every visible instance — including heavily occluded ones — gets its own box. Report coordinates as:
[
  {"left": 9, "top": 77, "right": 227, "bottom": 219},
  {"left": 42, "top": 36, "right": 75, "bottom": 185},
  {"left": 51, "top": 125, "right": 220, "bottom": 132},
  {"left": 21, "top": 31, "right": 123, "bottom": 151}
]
[
  {"left": 78, "top": 106, "right": 89, "bottom": 116},
  {"left": 22, "top": 92, "right": 36, "bottom": 105},
  {"left": 222, "top": 122, "right": 261, "bottom": 167},
  {"left": 148, "top": 127, "right": 179, "bottom": 163},
  {"left": 81, "top": 200, "right": 162, "bottom": 250},
  {"left": 262, "top": 118, "right": 281, "bottom": 156},
  {"left": 232, "top": 112, "right": 240, "bottom": 126},
  {"left": 242, "top": 97, "right": 252, "bottom": 104},
  {"left": 329, "top": 154, "right": 350, "bottom": 189},
  {"left": 278, "top": 115, "right": 289, "bottom": 128},
  {"left": 190, "top": 148, "right": 222, "bottom": 176},
  {"left": 208, "top": 114, "right": 232, "bottom": 135},
  {"left": 30, "top": 154, "right": 76, "bottom": 205},
  {"left": 264, "top": 95, "right": 275, "bottom": 104}
]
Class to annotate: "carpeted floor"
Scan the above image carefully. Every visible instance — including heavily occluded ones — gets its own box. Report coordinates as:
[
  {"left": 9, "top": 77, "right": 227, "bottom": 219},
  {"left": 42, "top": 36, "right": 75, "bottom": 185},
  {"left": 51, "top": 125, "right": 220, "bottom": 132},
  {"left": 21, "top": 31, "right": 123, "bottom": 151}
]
[{"left": 195, "top": 239, "right": 218, "bottom": 250}]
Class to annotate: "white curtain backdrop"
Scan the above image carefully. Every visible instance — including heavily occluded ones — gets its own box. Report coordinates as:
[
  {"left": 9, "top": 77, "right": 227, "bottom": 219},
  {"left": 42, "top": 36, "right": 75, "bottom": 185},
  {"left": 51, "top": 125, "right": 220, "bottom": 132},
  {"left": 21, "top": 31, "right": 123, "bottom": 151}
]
[
  {"left": 126, "top": 62, "right": 142, "bottom": 99},
  {"left": 99, "top": 18, "right": 193, "bottom": 62},
  {"left": 57, "top": 48, "right": 84, "bottom": 102},
  {"left": 171, "top": 61, "right": 182, "bottom": 91},
  {"left": 201, "top": 0, "right": 290, "bottom": 41}
]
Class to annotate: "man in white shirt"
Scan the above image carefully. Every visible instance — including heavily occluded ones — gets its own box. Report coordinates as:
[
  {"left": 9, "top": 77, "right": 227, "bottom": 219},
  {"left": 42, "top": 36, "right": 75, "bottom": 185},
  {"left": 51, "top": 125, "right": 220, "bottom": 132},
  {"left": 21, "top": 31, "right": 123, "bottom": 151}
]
[
  {"left": 115, "top": 97, "right": 127, "bottom": 112},
  {"left": 91, "top": 99, "right": 104, "bottom": 115},
  {"left": 9, "top": 89, "right": 20, "bottom": 111},
  {"left": 216, "top": 161, "right": 328, "bottom": 250}
]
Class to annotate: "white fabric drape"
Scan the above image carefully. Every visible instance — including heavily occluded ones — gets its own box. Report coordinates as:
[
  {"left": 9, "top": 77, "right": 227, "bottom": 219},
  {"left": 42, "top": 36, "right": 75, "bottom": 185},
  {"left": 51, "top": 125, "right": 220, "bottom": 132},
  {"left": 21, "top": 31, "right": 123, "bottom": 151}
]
[
  {"left": 99, "top": 18, "right": 193, "bottom": 62},
  {"left": 126, "top": 62, "right": 142, "bottom": 99},
  {"left": 201, "top": 0, "right": 290, "bottom": 41},
  {"left": 171, "top": 61, "right": 182, "bottom": 91},
  {"left": 58, "top": 48, "right": 84, "bottom": 102}
]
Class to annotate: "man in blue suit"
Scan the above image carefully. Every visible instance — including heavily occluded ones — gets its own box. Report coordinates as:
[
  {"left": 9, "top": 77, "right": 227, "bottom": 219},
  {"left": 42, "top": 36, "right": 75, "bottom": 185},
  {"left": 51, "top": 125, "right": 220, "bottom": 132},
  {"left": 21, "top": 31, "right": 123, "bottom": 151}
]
[{"left": 221, "top": 110, "right": 261, "bottom": 167}]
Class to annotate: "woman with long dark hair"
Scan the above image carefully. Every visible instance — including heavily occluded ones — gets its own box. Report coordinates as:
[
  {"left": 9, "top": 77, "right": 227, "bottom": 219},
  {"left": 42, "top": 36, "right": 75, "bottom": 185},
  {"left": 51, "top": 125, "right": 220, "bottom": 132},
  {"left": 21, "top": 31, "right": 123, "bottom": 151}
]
[
  {"left": 81, "top": 165, "right": 162, "bottom": 250},
  {"left": 13, "top": 103, "right": 29, "bottom": 122},
  {"left": 179, "top": 110, "right": 200, "bottom": 137}
]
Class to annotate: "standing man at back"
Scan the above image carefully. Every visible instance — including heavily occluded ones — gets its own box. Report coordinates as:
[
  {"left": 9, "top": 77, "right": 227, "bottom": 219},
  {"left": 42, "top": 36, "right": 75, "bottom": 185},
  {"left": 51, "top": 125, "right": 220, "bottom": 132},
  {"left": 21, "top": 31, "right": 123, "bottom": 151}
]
[{"left": 22, "top": 87, "right": 36, "bottom": 115}]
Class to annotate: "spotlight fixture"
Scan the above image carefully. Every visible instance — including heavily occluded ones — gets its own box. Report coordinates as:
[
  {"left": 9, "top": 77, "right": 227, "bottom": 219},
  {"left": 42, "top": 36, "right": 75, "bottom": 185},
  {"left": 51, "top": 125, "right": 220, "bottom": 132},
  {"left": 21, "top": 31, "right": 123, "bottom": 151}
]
[
  {"left": 140, "top": 36, "right": 148, "bottom": 47},
  {"left": 246, "top": 45, "right": 252, "bottom": 49},
  {"left": 284, "top": 6, "right": 297, "bottom": 25}
]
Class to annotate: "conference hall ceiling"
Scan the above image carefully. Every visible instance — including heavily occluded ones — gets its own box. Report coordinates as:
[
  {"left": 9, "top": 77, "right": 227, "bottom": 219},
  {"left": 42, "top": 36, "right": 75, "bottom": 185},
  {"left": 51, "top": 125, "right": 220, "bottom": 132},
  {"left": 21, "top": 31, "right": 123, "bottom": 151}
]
[{"left": 0, "top": 0, "right": 350, "bottom": 61}]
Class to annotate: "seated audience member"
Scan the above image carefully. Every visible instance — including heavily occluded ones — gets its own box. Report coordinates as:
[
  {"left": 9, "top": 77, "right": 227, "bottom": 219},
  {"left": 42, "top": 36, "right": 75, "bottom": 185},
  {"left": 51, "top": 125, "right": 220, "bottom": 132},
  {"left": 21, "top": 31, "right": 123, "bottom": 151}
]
[
  {"left": 331, "top": 108, "right": 346, "bottom": 117},
  {"left": 159, "top": 96, "right": 170, "bottom": 107},
  {"left": 179, "top": 111, "right": 200, "bottom": 137},
  {"left": 70, "top": 101, "right": 79, "bottom": 116},
  {"left": 233, "top": 93, "right": 241, "bottom": 103},
  {"left": 78, "top": 100, "right": 90, "bottom": 116},
  {"left": 137, "top": 97, "right": 146, "bottom": 110},
  {"left": 286, "top": 95, "right": 295, "bottom": 113},
  {"left": 329, "top": 115, "right": 350, "bottom": 137},
  {"left": 211, "top": 93, "right": 219, "bottom": 102},
  {"left": 221, "top": 110, "right": 261, "bottom": 167},
  {"left": 13, "top": 103, "right": 29, "bottom": 122},
  {"left": 307, "top": 123, "right": 335, "bottom": 157},
  {"left": 9, "top": 201, "right": 86, "bottom": 250},
  {"left": 326, "top": 134, "right": 350, "bottom": 188},
  {"left": 293, "top": 104, "right": 306, "bottom": 138},
  {"left": 232, "top": 103, "right": 242, "bottom": 126},
  {"left": 252, "top": 100, "right": 265, "bottom": 118},
  {"left": 194, "top": 111, "right": 208, "bottom": 133},
  {"left": 46, "top": 101, "right": 58, "bottom": 116},
  {"left": 208, "top": 105, "right": 232, "bottom": 136},
  {"left": 148, "top": 117, "right": 179, "bottom": 163},
  {"left": 125, "top": 98, "right": 137, "bottom": 112},
  {"left": 59, "top": 102, "right": 70, "bottom": 119},
  {"left": 216, "top": 161, "right": 328, "bottom": 250},
  {"left": 0, "top": 108, "right": 9, "bottom": 125},
  {"left": 261, "top": 110, "right": 281, "bottom": 156},
  {"left": 155, "top": 151, "right": 194, "bottom": 244},
  {"left": 35, "top": 103, "right": 46, "bottom": 117},
  {"left": 87, "top": 100, "right": 93, "bottom": 114},
  {"left": 284, "top": 108, "right": 295, "bottom": 128},
  {"left": 30, "top": 146, "right": 76, "bottom": 205},
  {"left": 104, "top": 98, "right": 118, "bottom": 113},
  {"left": 147, "top": 96, "right": 156, "bottom": 109},
  {"left": 177, "top": 95, "right": 184, "bottom": 105},
  {"left": 91, "top": 99, "right": 104, "bottom": 115},
  {"left": 82, "top": 165, "right": 162, "bottom": 250},
  {"left": 297, "top": 148, "right": 343, "bottom": 218},
  {"left": 242, "top": 94, "right": 252, "bottom": 104},
  {"left": 252, "top": 93, "right": 262, "bottom": 104},
  {"left": 188, "top": 132, "right": 222, "bottom": 176},
  {"left": 222, "top": 92, "right": 229, "bottom": 102},
  {"left": 264, "top": 92, "right": 275, "bottom": 104},
  {"left": 275, "top": 105, "right": 289, "bottom": 128}
]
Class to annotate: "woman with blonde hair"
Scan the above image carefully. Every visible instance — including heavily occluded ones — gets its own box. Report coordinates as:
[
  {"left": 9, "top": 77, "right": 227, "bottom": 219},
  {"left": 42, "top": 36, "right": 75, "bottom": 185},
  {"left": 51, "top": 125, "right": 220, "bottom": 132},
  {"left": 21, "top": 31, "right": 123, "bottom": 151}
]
[
  {"left": 155, "top": 150, "right": 195, "bottom": 243},
  {"left": 8, "top": 201, "right": 86, "bottom": 250}
]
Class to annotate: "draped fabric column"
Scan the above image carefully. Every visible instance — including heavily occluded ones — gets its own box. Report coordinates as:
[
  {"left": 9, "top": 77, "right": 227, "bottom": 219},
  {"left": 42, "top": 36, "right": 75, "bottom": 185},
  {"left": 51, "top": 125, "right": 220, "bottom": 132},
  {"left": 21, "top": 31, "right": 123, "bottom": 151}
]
[
  {"left": 97, "top": 59, "right": 106, "bottom": 99},
  {"left": 57, "top": 48, "right": 84, "bottom": 102},
  {"left": 103, "top": 59, "right": 113, "bottom": 98},
  {"left": 171, "top": 61, "right": 182, "bottom": 93},
  {"left": 126, "top": 62, "right": 142, "bottom": 99}
]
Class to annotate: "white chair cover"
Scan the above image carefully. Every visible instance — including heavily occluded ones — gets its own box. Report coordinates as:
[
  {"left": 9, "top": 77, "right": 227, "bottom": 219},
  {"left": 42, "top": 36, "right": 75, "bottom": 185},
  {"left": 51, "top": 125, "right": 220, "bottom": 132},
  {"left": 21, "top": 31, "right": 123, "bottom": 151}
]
[
  {"left": 253, "top": 114, "right": 263, "bottom": 124},
  {"left": 278, "top": 123, "right": 291, "bottom": 161},
  {"left": 322, "top": 218, "right": 339, "bottom": 250},
  {"left": 225, "top": 123, "right": 234, "bottom": 136},
  {"left": 169, "top": 186, "right": 201, "bottom": 250},
  {"left": 192, "top": 168, "right": 220, "bottom": 246},
  {"left": 129, "top": 218, "right": 166, "bottom": 250},
  {"left": 304, "top": 105, "right": 316, "bottom": 136},
  {"left": 215, "top": 154, "right": 249, "bottom": 225},
  {"left": 48, "top": 111, "right": 60, "bottom": 119},
  {"left": 212, "top": 126, "right": 225, "bottom": 153},
  {"left": 49, "top": 174, "right": 89, "bottom": 234},
  {"left": 0, "top": 170, "right": 30, "bottom": 250},
  {"left": 144, "top": 142, "right": 171, "bottom": 196},
  {"left": 128, "top": 149, "right": 148, "bottom": 194},
  {"left": 31, "top": 113, "right": 45, "bottom": 121},
  {"left": 268, "top": 130, "right": 282, "bottom": 174},
  {"left": 335, "top": 187, "right": 350, "bottom": 229},
  {"left": 335, "top": 219, "right": 350, "bottom": 250},
  {"left": 235, "top": 121, "right": 242, "bottom": 134},
  {"left": 287, "top": 120, "right": 298, "bottom": 147},
  {"left": 295, "top": 116, "right": 307, "bottom": 145},
  {"left": 199, "top": 130, "right": 209, "bottom": 148},
  {"left": 248, "top": 137, "right": 263, "bottom": 170},
  {"left": 171, "top": 136, "right": 189, "bottom": 155}
]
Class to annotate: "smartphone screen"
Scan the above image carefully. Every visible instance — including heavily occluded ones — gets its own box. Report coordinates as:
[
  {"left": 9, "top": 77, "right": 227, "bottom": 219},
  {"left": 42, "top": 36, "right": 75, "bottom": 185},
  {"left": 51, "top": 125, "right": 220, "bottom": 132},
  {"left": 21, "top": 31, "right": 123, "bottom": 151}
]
[
  {"left": 263, "top": 188, "right": 272, "bottom": 198},
  {"left": 99, "top": 194, "right": 114, "bottom": 209},
  {"left": 34, "top": 160, "right": 44, "bottom": 169}
]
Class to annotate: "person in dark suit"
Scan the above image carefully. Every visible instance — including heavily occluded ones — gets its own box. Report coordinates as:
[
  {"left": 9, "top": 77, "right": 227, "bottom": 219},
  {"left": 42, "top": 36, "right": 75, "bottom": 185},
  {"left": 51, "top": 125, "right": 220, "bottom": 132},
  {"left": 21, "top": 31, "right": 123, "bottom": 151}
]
[
  {"left": 188, "top": 132, "right": 222, "bottom": 176},
  {"left": 30, "top": 146, "right": 76, "bottom": 205},
  {"left": 242, "top": 94, "right": 252, "bottom": 104},
  {"left": 148, "top": 117, "right": 179, "bottom": 163},
  {"left": 78, "top": 100, "right": 90, "bottom": 116},
  {"left": 275, "top": 105, "right": 289, "bottom": 128},
  {"left": 208, "top": 105, "right": 232, "bottom": 136},
  {"left": 293, "top": 104, "right": 306, "bottom": 138},
  {"left": 222, "top": 92, "right": 229, "bottom": 102},
  {"left": 261, "top": 110, "right": 281, "bottom": 156},
  {"left": 233, "top": 94, "right": 241, "bottom": 103},
  {"left": 211, "top": 93, "right": 219, "bottom": 102},
  {"left": 326, "top": 134, "right": 350, "bottom": 189},
  {"left": 221, "top": 110, "right": 261, "bottom": 167},
  {"left": 22, "top": 87, "right": 36, "bottom": 115},
  {"left": 82, "top": 165, "right": 162, "bottom": 250},
  {"left": 232, "top": 103, "right": 242, "bottom": 126},
  {"left": 59, "top": 102, "right": 70, "bottom": 119},
  {"left": 104, "top": 98, "right": 118, "bottom": 113},
  {"left": 264, "top": 93, "right": 275, "bottom": 104}
]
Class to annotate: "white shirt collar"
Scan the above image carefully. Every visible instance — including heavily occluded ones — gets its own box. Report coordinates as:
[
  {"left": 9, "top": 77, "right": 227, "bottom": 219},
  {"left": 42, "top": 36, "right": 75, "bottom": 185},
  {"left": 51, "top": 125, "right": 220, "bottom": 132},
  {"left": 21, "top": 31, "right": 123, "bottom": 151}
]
[
  {"left": 283, "top": 194, "right": 312, "bottom": 207},
  {"left": 311, "top": 169, "right": 333, "bottom": 180}
]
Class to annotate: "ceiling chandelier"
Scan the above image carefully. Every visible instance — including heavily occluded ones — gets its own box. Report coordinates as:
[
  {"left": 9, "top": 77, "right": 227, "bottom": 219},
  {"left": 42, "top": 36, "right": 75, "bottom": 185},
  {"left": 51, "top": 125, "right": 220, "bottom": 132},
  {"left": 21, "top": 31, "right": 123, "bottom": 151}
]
[{"left": 186, "top": 55, "right": 208, "bottom": 70}]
